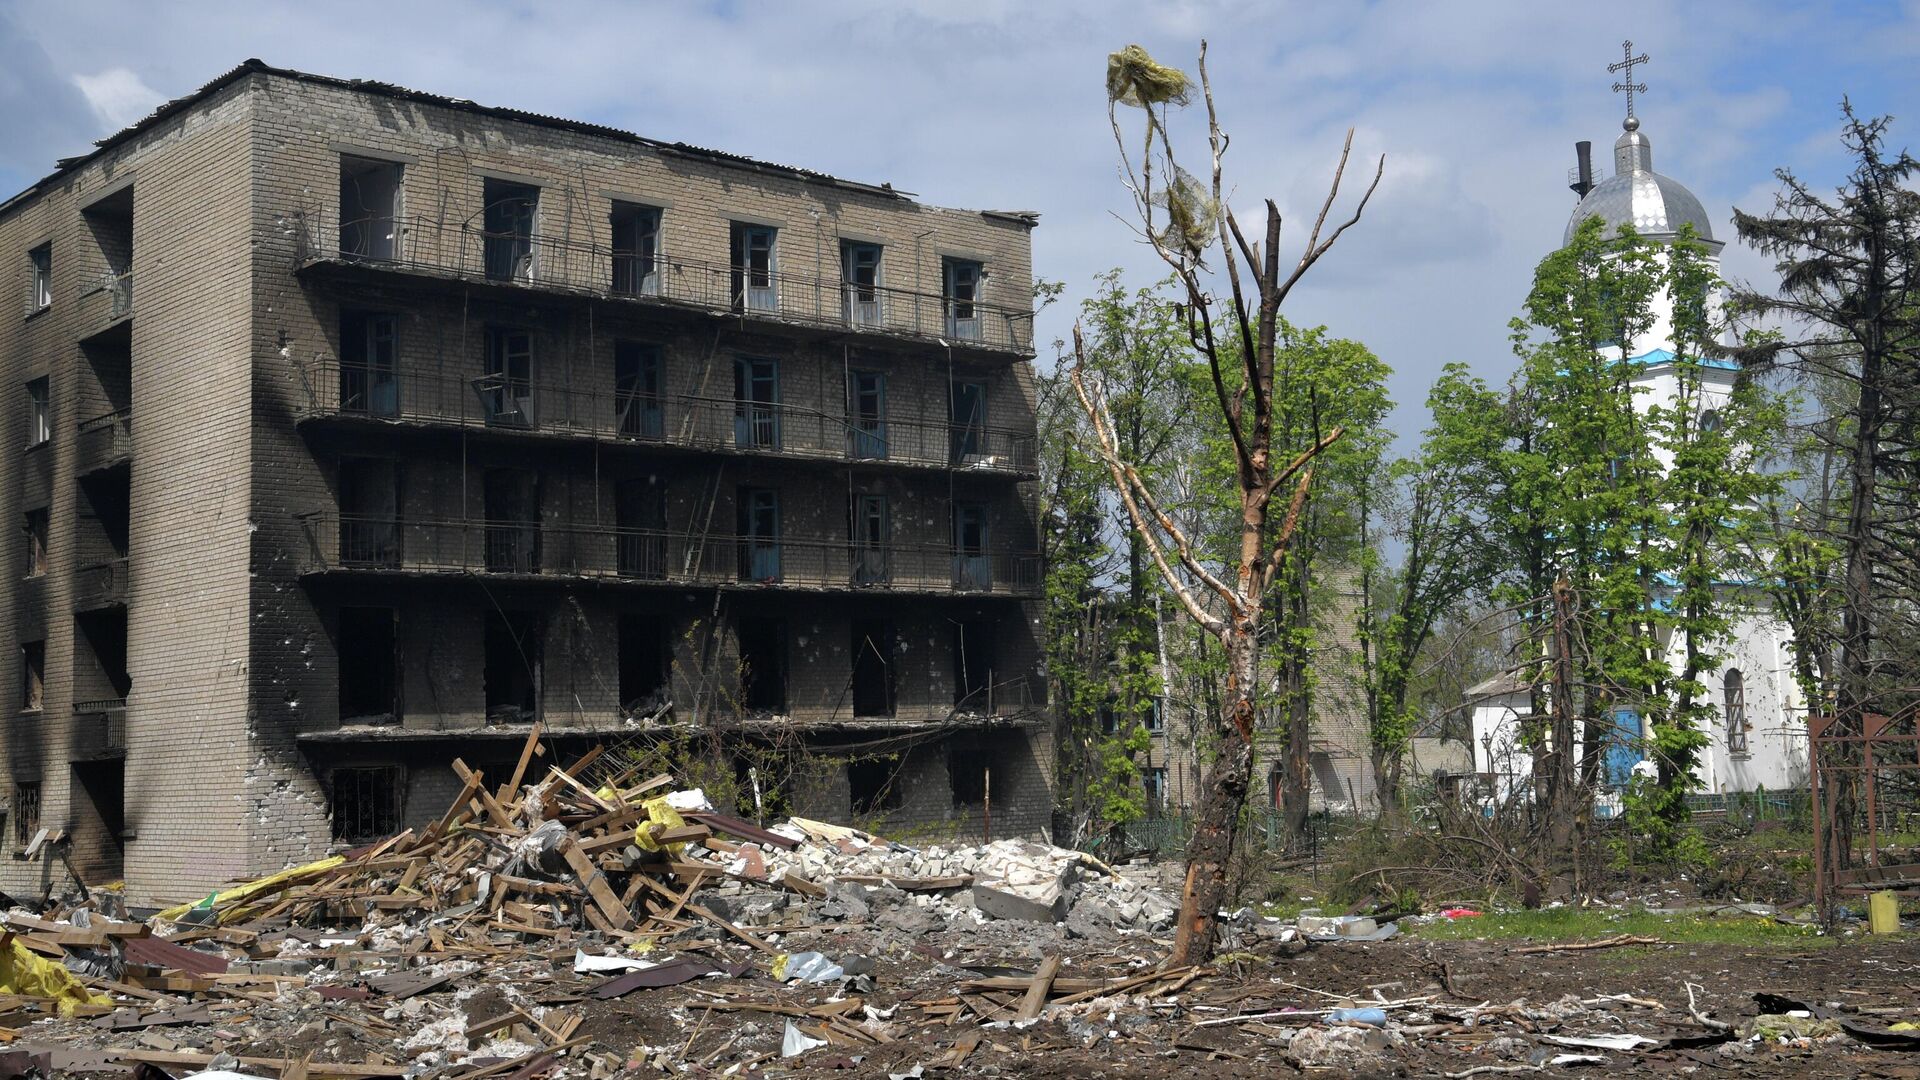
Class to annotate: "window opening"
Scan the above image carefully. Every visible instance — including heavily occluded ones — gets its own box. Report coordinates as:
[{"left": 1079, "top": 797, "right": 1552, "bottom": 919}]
[
  {"left": 943, "top": 258, "right": 982, "bottom": 341},
  {"left": 737, "top": 616, "right": 787, "bottom": 713},
  {"left": 340, "top": 311, "right": 398, "bottom": 416},
  {"left": 851, "top": 493, "right": 890, "bottom": 586},
  {"left": 482, "top": 179, "right": 538, "bottom": 283},
  {"left": 850, "top": 619, "right": 896, "bottom": 717},
  {"left": 339, "top": 156, "right": 403, "bottom": 261},
  {"left": 483, "top": 609, "right": 541, "bottom": 721},
  {"left": 730, "top": 223, "right": 777, "bottom": 312},
  {"left": 610, "top": 202, "right": 661, "bottom": 296},
  {"left": 842, "top": 242, "right": 882, "bottom": 327},
  {"left": 848, "top": 370, "right": 887, "bottom": 459},
  {"left": 848, "top": 755, "right": 903, "bottom": 815},
  {"left": 484, "top": 468, "right": 541, "bottom": 574},
  {"left": 618, "top": 614, "right": 669, "bottom": 716},
  {"left": 27, "top": 245, "right": 51, "bottom": 312},
  {"left": 329, "top": 765, "right": 402, "bottom": 841},
  {"left": 12, "top": 782, "right": 41, "bottom": 850},
  {"left": 737, "top": 487, "right": 781, "bottom": 583},
  {"left": 21, "top": 641, "right": 45, "bottom": 713},
  {"left": 732, "top": 357, "right": 780, "bottom": 449},
  {"left": 338, "top": 607, "right": 398, "bottom": 722},
  {"left": 953, "top": 620, "right": 995, "bottom": 709},
  {"left": 24, "top": 509, "right": 48, "bottom": 577},
  {"left": 949, "top": 743, "right": 991, "bottom": 807},
  {"left": 614, "top": 341, "right": 663, "bottom": 437},
  {"left": 338, "top": 457, "right": 399, "bottom": 567},
  {"left": 1142, "top": 767, "right": 1168, "bottom": 817},
  {"left": 1724, "top": 668, "right": 1748, "bottom": 754},
  {"left": 615, "top": 476, "right": 667, "bottom": 579},
  {"left": 479, "top": 327, "right": 535, "bottom": 428},
  {"left": 949, "top": 380, "right": 985, "bottom": 462},
  {"left": 952, "top": 503, "right": 991, "bottom": 590},
  {"left": 25, "top": 377, "right": 50, "bottom": 448}
]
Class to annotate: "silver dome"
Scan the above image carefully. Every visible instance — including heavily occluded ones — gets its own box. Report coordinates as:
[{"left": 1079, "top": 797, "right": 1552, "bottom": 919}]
[{"left": 1563, "top": 119, "right": 1716, "bottom": 246}]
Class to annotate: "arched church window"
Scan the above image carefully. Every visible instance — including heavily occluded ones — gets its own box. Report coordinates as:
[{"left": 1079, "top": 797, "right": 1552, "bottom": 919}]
[{"left": 1724, "top": 669, "right": 1748, "bottom": 753}]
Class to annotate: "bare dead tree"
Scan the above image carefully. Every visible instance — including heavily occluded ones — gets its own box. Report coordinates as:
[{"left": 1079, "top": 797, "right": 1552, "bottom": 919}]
[{"left": 1070, "top": 42, "right": 1381, "bottom": 965}]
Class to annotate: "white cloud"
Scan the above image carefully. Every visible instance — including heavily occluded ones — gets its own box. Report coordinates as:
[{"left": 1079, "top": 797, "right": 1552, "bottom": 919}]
[{"left": 72, "top": 67, "right": 162, "bottom": 130}]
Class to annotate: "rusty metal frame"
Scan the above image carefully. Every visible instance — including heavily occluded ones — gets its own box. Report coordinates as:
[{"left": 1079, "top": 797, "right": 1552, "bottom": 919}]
[{"left": 1810, "top": 706, "right": 1920, "bottom": 917}]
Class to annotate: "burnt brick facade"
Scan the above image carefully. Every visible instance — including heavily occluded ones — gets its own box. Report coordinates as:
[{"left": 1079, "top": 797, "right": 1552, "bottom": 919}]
[{"left": 0, "top": 61, "right": 1049, "bottom": 905}]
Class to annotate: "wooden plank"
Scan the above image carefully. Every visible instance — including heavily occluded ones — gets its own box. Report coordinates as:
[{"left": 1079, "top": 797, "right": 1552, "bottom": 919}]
[
  {"left": 501, "top": 720, "right": 546, "bottom": 805},
  {"left": 451, "top": 759, "right": 517, "bottom": 830},
  {"left": 107, "top": 1049, "right": 405, "bottom": 1078},
  {"left": 561, "top": 745, "right": 607, "bottom": 779},
  {"left": 684, "top": 902, "right": 775, "bottom": 953},
  {"left": 425, "top": 770, "right": 484, "bottom": 843},
  {"left": 577, "top": 833, "right": 635, "bottom": 856},
  {"left": 560, "top": 838, "right": 635, "bottom": 931},
  {"left": 1016, "top": 955, "right": 1062, "bottom": 1021}
]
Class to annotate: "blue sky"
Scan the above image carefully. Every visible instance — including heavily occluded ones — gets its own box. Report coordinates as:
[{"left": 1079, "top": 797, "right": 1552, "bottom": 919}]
[{"left": 4, "top": 0, "right": 1916, "bottom": 440}]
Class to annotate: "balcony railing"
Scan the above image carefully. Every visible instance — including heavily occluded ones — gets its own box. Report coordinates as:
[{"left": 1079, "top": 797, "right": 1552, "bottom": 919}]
[
  {"left": 297, "top": 359, "right": 1038, "bottom": 476},
  {"left": 297, "top": 512, "right": 1041, "bottom": 597},
  {"left": 75, "top": 408, "right": 132, "bottom": 475},
  {"left": 291, "top": 206, "right": 1035, "bottom": 355},
  {"left": 73, "top": 271, "right": 134, "bottom": 337}
]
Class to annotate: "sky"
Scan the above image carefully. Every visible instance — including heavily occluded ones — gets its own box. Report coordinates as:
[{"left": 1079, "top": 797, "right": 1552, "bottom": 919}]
[{"left": 4, "top": 0, "right": 1917, "bottom": 442}]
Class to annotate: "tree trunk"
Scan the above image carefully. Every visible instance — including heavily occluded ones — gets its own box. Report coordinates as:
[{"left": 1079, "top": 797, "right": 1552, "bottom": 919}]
[
  {"left": 1170, "top": 631, "right": 1258, "bottom": 966},
  {"left": 1545, "top": 578, "right": 1581, "bottom": 852}
]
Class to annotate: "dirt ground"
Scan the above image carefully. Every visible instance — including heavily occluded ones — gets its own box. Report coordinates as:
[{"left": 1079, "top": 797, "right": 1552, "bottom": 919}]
[{"left": 24, "top": 918, "right": 1916, "bottom": 1079}]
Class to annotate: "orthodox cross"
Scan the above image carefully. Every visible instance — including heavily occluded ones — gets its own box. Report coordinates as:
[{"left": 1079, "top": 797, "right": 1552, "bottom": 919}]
[{"left": 1609, "top": 40, "right": 1649, "bottom": 119}]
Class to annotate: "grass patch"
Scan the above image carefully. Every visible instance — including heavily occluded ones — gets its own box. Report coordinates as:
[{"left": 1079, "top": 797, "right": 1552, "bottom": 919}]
[{"left": 1408, "top": 907, "right": 1828, "bottom": 948}]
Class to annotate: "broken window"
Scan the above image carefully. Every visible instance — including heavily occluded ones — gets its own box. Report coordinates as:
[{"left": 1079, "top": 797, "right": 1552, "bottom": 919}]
[
  {"left": 850, "top": 493, "right": 890, "bottom": 586},
  {"left": 948, "top": 744, "right": 991, "bottom": 807},
  {"left": 1141, "top": 767, "right": 1168, "bottom": 817},
  {"left": 618, "top": 614, "right": 669, "bottom": 716},
  {"left": 1098, "top": 704, "right": 1118, "bottom": 736},
  {"left": 848, "top": 756, "right": 903, "bottom": 815},
  {"left": 27, "top": 244, "right": 51, "bottom": 313},
  {"left": 952, "top": 503, "right": 991, "bottom": 591},
  {"left": 338, "top": 607, "right": 398, "bottom": 722},
  {"left": 1724, "top": 668, "right": 1748, "bottom": 754},
  {"left": 339, "top": 156, "right": 403, "bottom": 261},
  {"left": 340, "top": 311, "right": 399, "bottom": 416},
  {"left": 482, "top": 179, "right": 538, "bottom": 282},
  {"left": 329, "top": 765, "right": 403, "bottom": 842},
  {"left": 615, "top": 476, "right": 667, "bottom": 579},
  {"left": 733, "top": 357, "right": 780, "bottom": 449},
  {"left": 730, "top": 223, "right": 777, "bottom": 312},
  {"left": 842, "top": 242, "right": 881, "bottom": 327},
  {"left": 614, "top": 341, "right": 663, "bottom": 438},
  {"left": 483, "top": 609, "right": 542, "bottom": 721},
  {"left": 953, "top": 620, "right": 995, "bottom": 710},
  {"left": 20, "top": 641, "right": 45, "bottom": 713},
  {"left": 736, "top": 487, "right": 781, "bottom": 583},
  {"left": 1145, "top": 697, "right": 1165, "bottom": 732},
  {"left": 949, "top": 380, "right": 985, "bottom": 462},
  {"left": 480, "top": 327, "right": 535, "bottom": 428},
  {"left": 25, "top": 377, "right": 50, "bottom": 448},
  {"left": 12, "top": 782, "right": 40, "bottom": 850},
  {"left": 610, "top": 202, "right": 661, "bottom": 296},
  {"left": 24, "top": 508, "right": 48, "bottom": 577},
  {"left": 484, "top": 468, "right": 541, "bottom": 574},
  {"left": 338, "top": 457, "right": 400, "bottom": 567},
  {"left": 737, "top": 616, "right": 787, "bottom": 713},
  {"left": 848, "top": 370, "right": 886, "bottom": 460},
  {"left": 943, "top": 258, "right": 983, "bottom": 341},
  {"left": 850, "top": 620, "right": 896, "bottom": 717}
]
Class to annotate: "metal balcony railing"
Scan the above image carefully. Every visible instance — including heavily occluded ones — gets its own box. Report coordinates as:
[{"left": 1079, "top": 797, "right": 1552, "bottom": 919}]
[
  {"left": 75, "top": 408, "right": 132, "bottom": 474},
  {"left": 73, "top": 558, "right": 129, "bottom": 611},
  {"left": 296, "top": 512, "right": 1042, "bottom": 597},
  {"left": 296, "top": 360, "right": 1038, "bottom": 476},
  {"left": 292, "top": 206, "right": 1036, "bottom": 354},
  {"left": 74, "top": 271, "right": 134, "bottom": 336}
]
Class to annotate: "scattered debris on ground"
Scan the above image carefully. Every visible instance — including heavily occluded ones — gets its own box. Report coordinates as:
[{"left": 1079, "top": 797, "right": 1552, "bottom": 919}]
[{"left": 0, "top": 734, "right": 1913, "bottom": 1078}]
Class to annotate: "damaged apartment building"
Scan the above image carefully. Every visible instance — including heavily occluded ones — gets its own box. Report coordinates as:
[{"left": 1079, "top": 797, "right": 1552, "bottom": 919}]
[{"left": 0, "top": 61, "right": 1049, "bottom": 903}]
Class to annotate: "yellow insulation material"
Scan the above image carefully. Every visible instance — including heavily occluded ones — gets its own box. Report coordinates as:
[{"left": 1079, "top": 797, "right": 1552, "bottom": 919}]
[
  {"left": 154, "top": 854, "right": 347, "bottom": 922},
  {"left": 631, "top": 797, "right": 688, "bottom": 855},
  {"left": 0, "top": 937, "right": 111, "bottom": 1015}
]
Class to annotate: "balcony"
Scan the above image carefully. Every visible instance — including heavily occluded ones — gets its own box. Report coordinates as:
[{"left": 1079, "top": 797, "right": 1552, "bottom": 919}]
[
  {"left": 295, "top": 360, "right": 1038, "bottom": 477},
  {"left": 290, "top": 207, "right": 1035, "bottom": 356},
  {"left": 73, "top": 271, "right": 133, "bottom": 342},
  {"left": 296, "top": 513, "right": 1041, "bottom": 598},
  {"left": 73, "top": 558, "right": 129, "bottom": 612},
  {"left": 70, "top": 699, "right": 127, "bottom": 762},
  {"left": 75, "top": 408, "right": 132, "bottom": 476}
]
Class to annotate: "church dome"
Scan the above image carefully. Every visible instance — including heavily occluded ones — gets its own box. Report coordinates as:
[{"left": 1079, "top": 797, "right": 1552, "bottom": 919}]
[{"left": 1563, "top": 117, "right": 1715, "bottom": 246}]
